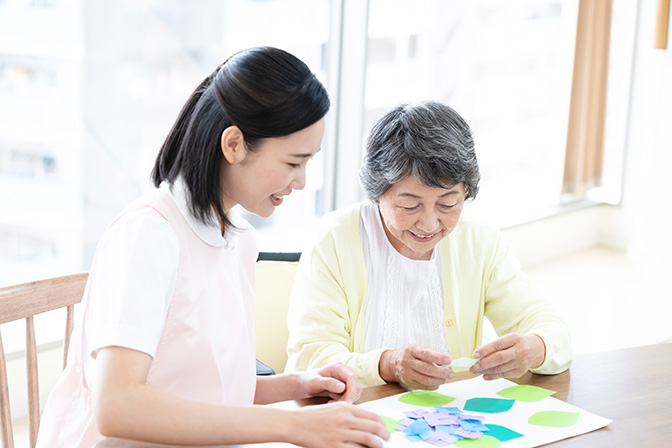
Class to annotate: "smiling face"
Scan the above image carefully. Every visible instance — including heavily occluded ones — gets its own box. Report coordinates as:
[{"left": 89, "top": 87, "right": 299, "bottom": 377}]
[
  {"left": 377, "top": 176, "right": 465, "bottom": 260},
  {"left": 219, "top": 117, "right": 325, "bottom": 218}
]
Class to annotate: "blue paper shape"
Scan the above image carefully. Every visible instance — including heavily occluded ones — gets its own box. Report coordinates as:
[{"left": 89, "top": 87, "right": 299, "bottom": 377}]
[{"left": 404, "top": 419, "right": 433, "bottom": 441}]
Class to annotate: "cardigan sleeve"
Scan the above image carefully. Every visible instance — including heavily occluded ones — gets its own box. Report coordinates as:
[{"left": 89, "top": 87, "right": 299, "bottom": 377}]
[
  {"left": 483, "top": 231, "right": 573, "bottom": 374},
  {"left": 284, "top": 210, "right": 389, "bottom": 387}
]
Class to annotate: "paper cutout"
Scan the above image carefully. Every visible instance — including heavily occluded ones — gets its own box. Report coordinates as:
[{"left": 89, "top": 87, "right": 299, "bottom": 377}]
[
  {"left": 529, "top": 410, "right": 580, "bottom": 427},
  {"left": 464, "top": 397, "right": 515, "bottom": 413},
  {"left": 453, "top": 427, "right": 482, "bottom": 439},
  {"left": 435, "top": 406, "right": 463, "bottom": 414},
  {"left": 380, "top": 415, "right": 399, "bottom": 432},
  {"left": 426, "top": 430, "right": 459, "bottom": 446},
  {"left": 496, "top": 385, "right": 556, "bottom": 402},
  {"left": 436, "top": 425, "right": 460, "bottom": 435},
  {"left": 404, "top": 419, "right": 434, "bottom": 440},
  {"left": 484, "top": 424, "right": 524, "bottom": 442},
  {"left": 397, "top": 417, "right": 416, "bottom": 427},
  {"left": 448, "top": 358, "right": 480, "bottom": 368},
  {"left": 395, "top": 406, "right": 497, "bottom": 446},
  {"left": 398, "top": 390, "right": 456, "bottom": 407},
  {"left": 460, "top": 419, "right": 489, "bottom": 432},
  {"left": 404, "top": 408, "right": 430, "bottom": 418},
  {"left": 454, "top": 434, "right": 501, "bottom": 447},
  {"left": 424, "top": 412, "right": 459, "bottom": 427}
]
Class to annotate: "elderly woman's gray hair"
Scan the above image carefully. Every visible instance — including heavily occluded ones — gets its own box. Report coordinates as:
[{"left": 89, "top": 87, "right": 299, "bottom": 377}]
[{"left": 359, "top": 101, "right": 480, "bottom": 201}]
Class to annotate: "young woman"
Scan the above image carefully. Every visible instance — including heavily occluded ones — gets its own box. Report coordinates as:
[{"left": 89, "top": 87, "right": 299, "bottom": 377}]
[{"left": 36, "top": 47, "right": 389, "bottom": 448}]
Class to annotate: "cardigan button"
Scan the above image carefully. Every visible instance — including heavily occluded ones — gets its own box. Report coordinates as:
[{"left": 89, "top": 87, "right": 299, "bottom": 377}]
[{"left": 445, "top": 319, "right": 454, "bottom": 327}]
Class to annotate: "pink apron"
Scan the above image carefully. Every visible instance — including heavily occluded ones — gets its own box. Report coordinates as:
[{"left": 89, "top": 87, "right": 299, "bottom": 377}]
[{"left": 36, "top": 188, "right": 257, "bottom": 448}]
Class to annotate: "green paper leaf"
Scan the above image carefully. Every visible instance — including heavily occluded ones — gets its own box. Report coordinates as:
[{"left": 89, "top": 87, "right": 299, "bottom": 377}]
[
  {"left": 496, "top": 384, "right": 556, "bottom": 402},
  {"left": 380, "top": 415, "right": 399, "bottom": 432},
  {"left": 397, "top": 390, "right": 456, "bottom": 407},
  {"left": 529, "top": 410, "right": 579, "bottom": 427},
  {"left": 454, "top": 434, "right": 501, "bottom": 447}
]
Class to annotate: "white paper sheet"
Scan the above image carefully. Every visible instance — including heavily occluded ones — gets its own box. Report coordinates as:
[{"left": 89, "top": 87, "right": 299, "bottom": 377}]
[{"left": 357, "top": 376, "right": 612, "bottom": 448}]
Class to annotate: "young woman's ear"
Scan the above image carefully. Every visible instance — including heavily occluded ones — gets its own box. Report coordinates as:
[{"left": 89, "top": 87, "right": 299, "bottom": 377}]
[{"left": 220, "top": 126, "right": 247, "bottom": 164}]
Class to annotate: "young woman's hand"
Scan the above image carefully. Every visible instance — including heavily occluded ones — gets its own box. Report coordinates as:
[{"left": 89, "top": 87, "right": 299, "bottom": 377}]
[
  {"left": 292, "top": 402, "right": 390, "bottom": 448},
  {"left": 471, "top": 333, "right": 546, "bottom": 380},
  {"left": 378, "top": 345, "right": 453, "bottom": 390},
  {"left": 298, "top": 363, "right": 362, "bottom": 402}
]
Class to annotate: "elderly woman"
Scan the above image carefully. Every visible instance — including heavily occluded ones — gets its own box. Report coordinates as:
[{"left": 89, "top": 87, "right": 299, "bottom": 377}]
[{"left": 285, "top": 101, "right": 572, "bottom": 390}]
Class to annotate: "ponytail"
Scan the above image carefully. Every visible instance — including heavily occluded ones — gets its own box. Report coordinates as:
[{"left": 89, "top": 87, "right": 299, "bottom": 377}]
[
  {"left": 150, "top": 47, "right": 330, "bottom": 235},
  {"left": 151, "top": 70, "right": 221, "bottom": 187}
]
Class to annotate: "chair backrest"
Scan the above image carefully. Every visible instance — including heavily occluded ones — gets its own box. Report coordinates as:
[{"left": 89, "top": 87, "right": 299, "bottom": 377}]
[
  {"left": 255, "top": 252, "right": 300, "bottom": 374},
  {"left": 0, "top": 273, "right": 88, "bottom": 448}
]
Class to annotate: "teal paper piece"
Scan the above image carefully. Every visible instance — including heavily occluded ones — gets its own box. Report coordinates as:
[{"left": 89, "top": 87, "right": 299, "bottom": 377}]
[
  {"left": 464, "top": 397, "right": 515, "bottom": 413},
  {"left": 484, "top": 424, "right": 524, "bottom": 442}
]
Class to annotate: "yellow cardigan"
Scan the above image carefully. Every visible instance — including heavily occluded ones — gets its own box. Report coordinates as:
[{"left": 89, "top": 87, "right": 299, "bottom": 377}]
[{"left": 285, "top": 202, "right": 572, "bottom": 386}]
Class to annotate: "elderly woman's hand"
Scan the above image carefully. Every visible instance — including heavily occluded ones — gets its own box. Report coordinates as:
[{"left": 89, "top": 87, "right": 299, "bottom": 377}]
[
  {"left": 378, "top": 345, "right": 453, "bottom": 390},
  {"left": 470, "top": 333, "right": 546, "bottom": 380}
]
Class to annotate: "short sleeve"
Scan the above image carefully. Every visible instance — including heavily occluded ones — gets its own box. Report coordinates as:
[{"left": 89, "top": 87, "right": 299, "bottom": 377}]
[{"left": 85, "top": 207, "right": 179, "bottom": 360}]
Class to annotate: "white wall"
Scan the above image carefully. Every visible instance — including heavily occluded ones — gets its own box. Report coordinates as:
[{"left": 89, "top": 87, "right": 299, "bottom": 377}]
[
  {"left": 616, "top": 0, "right": 672, "bottom": 327},
  {"left": 506, "top": 0, "right": 671, "bottom": 275},
  {"left": 500, "top": 204, "right": 624, "bottom": 269},
  {"left": 620, "top": 0, "right": 672, "bottom": 289}
]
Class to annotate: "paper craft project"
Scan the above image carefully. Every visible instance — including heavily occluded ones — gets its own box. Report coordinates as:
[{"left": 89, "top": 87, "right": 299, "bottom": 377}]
[{"left": 357, "top": 376, "right": 611, "bottom": 448}]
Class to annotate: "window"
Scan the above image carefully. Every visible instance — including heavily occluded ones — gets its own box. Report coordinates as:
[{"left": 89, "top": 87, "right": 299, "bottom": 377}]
[
  {"left": 0, "top": 0, "right": 331, "bottom": 350},
  {"left": 0, "top": 0, "right": 636, "bottom": 350},
  {"left": 0, "top": 0, "right": 331, "bottom": 289},
  {"left": 364, "top": 0, "right": 578, "bottom": 227}
]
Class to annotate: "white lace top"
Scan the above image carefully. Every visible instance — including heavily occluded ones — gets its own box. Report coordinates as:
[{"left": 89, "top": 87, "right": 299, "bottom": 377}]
[{"left": 360, "top": 202, "right": 449, "bottom": 354}]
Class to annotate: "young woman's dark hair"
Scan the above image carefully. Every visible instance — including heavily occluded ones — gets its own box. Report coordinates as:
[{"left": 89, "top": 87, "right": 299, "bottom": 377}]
[{"left": 151, "top": 46, "right": 330, "bottom": 234}]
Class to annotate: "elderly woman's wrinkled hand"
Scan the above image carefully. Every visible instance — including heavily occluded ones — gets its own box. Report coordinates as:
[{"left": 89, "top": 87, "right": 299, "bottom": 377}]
[
  {"left": 378, "top": 345, "right": 454, "bottom": 390},
  {"left": 470, "top": 333, "right": 546, "bottom": 380}
]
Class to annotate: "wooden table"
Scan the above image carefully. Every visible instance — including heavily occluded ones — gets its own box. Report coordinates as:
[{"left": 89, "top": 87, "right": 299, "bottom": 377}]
[{"left": 96, "top": 343, "right": 672, "bottom": 447}]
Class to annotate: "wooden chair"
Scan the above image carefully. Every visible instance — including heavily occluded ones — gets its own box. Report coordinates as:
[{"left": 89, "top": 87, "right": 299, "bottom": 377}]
[{"left": 0, "top": 273, "right": 88, "bottom": 448}]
